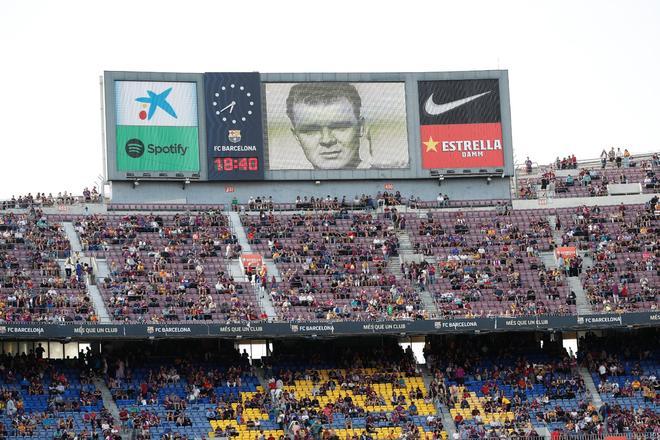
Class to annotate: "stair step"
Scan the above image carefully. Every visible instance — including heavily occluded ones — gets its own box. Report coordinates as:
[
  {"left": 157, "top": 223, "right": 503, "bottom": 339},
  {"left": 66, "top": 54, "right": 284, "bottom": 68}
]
[{"left": 579, "top": 367, "right": 604, "bottom": 408}]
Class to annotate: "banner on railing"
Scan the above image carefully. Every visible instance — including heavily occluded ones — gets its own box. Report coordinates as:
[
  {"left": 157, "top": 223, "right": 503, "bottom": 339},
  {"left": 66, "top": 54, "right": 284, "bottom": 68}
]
[
  {"left": 556, "top": 246, "right": 577, "bottom": 259},
  {"left": 240, "top": 253, "right": 263, "bottom": 269},
  {"left": 0, "top": 311, "right": 657, "bottom": 340}
]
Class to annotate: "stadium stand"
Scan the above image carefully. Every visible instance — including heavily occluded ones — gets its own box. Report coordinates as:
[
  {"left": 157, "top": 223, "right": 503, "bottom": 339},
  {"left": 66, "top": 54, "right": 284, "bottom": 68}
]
[
  {"left": 425, "top": 334, "right": 594, "bottom": 438},
  {"left": 403, "top": 209, "right": 575, "bottom": 318},
  {"left": 579, "top": 331, "right": 659, "bottom": 436},
  {"left": 99, "top": 339, "right": 447, "bottom": 440},
  {"left": 241, "top": 210, "right": 426, "bottom": 322},
  {"left": 105, "top": 342, "right": 260, "bottom": 440},
  {"left": 69, "top": 212, "right": 263, "bottom": 323},
  {"left": 0, "top": 349, "right": 119, "bottom": 439},
  {"left": 0, "top": 211, "right": 97, "bottom": 323},
  {"left": 556, "top": 202, "right": 658, "bottom": 313},
  {"left": 516, "top": 153, "right": 659, "bottom": 200},
  {"left": 0, "top": 157, "right": 657, "bottom": 440},
  {"left": 1, "top": 188, "right": 656, "bottom": 323},
  {"left": 0, "top": 188, "right": 101, "bottom": 210},
  {"left": 260, "top": 339, "right": 446, "bottom": 440}
]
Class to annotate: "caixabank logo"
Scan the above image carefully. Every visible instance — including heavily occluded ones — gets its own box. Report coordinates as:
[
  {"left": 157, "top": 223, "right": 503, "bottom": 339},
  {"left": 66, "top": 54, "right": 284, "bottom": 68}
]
[
  {"left": 418, "top": 79, "right": 504, "bottom": 170},
  {"left": 115, "top": 81, "right": 200, "bottom": 172}
]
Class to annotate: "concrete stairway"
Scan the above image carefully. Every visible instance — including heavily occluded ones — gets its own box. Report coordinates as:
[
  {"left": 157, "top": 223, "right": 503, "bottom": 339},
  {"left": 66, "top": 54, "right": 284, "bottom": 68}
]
[
  {"left": 95, "top": 258, "right": 111, "bottom": 281},
  {"left": 396, "top": 230, "right": 425, "bottom": 264},
  {"left": 569, "top": 277, "right": 593, "bottom": 315},
  {"left": 227, "top": 211, "right": 252, "bottom": 252},
  {"left": 93, "top": 377, "right": 120, "bottom": 422},
  {"left": 93, "top": 377, "right": 131, "bottom": 438},
  {"left": 227, "top": 260, "right": 247, "bottom": 281},
  {"left": 578, "top": 367, "right": 604, "bottom": 408},
  {"left": 421, "top": 367, "right": 457, "bottom": 439},
  {"left": 391, "top": 251, "right": 439, "bottom": 316},
  {"left": 226, "top": 211, "right": 279, "bottom": 320},
  {"left": 55, "top": 255, "right": 111, "bottom": 321},
  {"left": 264, "top": 258, "right": 282, "bottom": 282},
  {"left": 398, "top": 230, "right": 414, "bottom": 254},
  {"left": 535, "top": 427, "right": 551, "bottom": 439},
  {"left": 63, "top": 222, "right": 83, "bottom": 252},
  {"left": 546, "top": 215, "right": 564, "bottom": 247},
  {"left": 226, "top": 259, "right": 277, "bottom": 320},
  {"left": 87, "top": 284, "right": 111, "bottom": 322},
  {"left": 388, "top": 259, "right": 403, "bottom": 278},
  {"left": 254, "top": 366, "right": 269, "bottom": 390},
  {"left": 419, "top": 290, "right": 439, "bottom": 317},
  {"left": 391, "top": 231, "right": 439, "bottom": 316},
  {"left": 580, "top": 252, "right": 594, "bottom": 270},
  {"left": 255, "top": 282, "right": 278, "bottom": 321},
  {"left": 548, "top": 214, "right": 593, "bottom": 315},
  {"left": 257, "top": 260, "right": 281, "bottom": 318},
  {"left": 539, "top": 251, "right": 557, "bottom": 269},
  {"left": 58, "top": 223, "right": 112, "bottom": 322}
]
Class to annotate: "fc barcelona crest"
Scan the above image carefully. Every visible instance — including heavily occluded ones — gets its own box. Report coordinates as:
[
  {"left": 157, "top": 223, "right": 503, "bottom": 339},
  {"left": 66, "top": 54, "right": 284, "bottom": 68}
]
[{"left": 228, "top": 130, "right": 241, "bottom": 143}]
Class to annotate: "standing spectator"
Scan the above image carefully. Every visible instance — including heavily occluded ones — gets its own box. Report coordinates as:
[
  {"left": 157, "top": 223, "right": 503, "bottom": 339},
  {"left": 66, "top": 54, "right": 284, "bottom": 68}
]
[
  {"left": 623, "top": 148, "right": 631, "bottom": 168},
  {"left": 608, "top": 147, "right": 616, "bottom": 163},
  {"left": 65, "top": 257, "right": 74, "bottom": 278},
  {"left": 525, "top": 157, "right": 533, "bottom": 174},
  {"left": 436, "top": 193, "right": 445, "bottom": 208},
  {"left": 600, "top": 149, "right": 608, "bottom": 168},
  {"left": 6, "top": 398, "right": 16, "bottom": 417}
]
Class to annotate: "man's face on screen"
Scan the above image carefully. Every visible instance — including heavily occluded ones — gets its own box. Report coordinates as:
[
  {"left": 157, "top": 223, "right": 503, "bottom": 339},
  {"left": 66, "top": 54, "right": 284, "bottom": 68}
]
[{"left": 291, "top": 98, "right": 362, "bottom": 169}]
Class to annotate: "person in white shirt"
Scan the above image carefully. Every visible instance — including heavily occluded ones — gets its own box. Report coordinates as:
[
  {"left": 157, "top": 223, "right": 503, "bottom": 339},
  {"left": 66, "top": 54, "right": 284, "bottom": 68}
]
[
  {"left": 6, "top": 399, "right": 16, "bottom": 416},
  {"left": 436, "top": 193, "right": 444, "bottom": 208}
]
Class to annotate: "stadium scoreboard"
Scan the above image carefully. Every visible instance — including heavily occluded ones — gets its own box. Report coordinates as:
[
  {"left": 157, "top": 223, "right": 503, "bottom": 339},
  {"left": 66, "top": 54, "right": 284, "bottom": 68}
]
[{"left": 103, "top": 70, "right": 513, "bottom": 182}]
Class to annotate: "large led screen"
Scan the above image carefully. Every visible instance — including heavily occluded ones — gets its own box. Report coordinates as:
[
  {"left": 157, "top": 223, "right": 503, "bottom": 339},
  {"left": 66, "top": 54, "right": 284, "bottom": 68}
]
[
  {"left": 265, "top": 82, "right": 409, "bottom": 170},
  {"left": 115, "top": 81, "right": 200, "bottom": 172},
  {"left": 418, "top": 79, "right": 504, "bottom": 169}
]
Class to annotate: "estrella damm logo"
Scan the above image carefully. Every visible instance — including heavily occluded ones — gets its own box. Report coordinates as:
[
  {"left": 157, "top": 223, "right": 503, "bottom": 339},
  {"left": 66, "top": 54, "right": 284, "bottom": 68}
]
[{"left": 125, "top": 138, "right": 145, "bottom": 158}]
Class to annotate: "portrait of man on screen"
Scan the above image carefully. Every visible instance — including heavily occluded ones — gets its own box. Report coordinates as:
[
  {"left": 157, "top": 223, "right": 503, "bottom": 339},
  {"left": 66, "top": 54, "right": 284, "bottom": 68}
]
[
  {"left": 266, "top": 82, "right": 409, "bottom": 171},
  {"left": 286, "top": 83, "right": 369, "bottom": 170}
]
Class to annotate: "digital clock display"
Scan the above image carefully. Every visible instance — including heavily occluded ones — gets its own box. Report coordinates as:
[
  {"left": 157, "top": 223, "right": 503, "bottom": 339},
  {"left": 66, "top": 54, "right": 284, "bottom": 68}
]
[
  {"left": 205, "top": 72, "right": 265, "bottom": 181},
  {"left": 214, "top": 157, "right": 260, "bottom": 172}
]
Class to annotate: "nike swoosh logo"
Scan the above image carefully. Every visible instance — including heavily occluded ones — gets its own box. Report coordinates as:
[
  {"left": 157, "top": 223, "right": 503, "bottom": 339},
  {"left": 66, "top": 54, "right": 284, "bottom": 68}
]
[{"left": 424, "top": 91, "right": 491, "bottom": 116}]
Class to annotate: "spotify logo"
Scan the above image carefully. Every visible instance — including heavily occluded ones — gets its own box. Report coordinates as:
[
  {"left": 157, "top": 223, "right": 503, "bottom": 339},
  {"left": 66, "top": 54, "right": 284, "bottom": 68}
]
[{"left": 125, "top": 139, "right": 145, "bottom": 158}]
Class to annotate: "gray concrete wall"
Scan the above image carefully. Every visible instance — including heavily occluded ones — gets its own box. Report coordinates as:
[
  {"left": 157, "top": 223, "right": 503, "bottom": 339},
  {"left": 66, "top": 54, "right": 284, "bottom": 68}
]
[{"left": 110, "top": 177, "right": 511, "bottom": 204}]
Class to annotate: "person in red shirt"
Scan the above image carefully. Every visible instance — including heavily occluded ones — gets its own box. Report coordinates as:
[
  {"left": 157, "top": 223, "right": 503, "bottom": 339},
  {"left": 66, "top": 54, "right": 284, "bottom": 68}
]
[{"left": 119, "top": 408, "right": 129, "bottom": 426}]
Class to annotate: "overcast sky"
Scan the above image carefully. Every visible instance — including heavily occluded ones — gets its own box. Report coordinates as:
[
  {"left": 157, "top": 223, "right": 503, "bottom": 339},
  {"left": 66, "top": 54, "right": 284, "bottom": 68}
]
[{"left": 0, "top": 0, "right": 658, "bottom": 199}]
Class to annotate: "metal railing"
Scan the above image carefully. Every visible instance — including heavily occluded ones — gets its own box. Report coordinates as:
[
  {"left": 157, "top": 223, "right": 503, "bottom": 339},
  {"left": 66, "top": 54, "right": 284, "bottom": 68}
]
[
  {"left": 513, "top": 152, "right": 660, "bottom": 200},
  {"left": 0, "top": 195, "right": 103, "bottom": 210}
]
